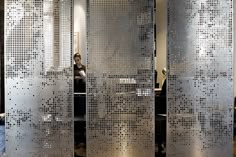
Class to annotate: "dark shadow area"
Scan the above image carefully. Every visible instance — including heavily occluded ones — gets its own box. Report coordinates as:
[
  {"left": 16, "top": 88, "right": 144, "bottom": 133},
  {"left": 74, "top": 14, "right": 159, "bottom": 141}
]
[
  {"left": 74, "top": 93, "right": 86, "bottom": 157},
  {"left": 155, "top": 85, "right": 166, "bottom": 157}
]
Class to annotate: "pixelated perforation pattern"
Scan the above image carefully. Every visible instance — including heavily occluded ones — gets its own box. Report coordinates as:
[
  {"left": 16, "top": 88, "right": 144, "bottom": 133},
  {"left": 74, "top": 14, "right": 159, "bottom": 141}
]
[
  {"left": 167, "top": 0, "right": 233, "bottom": 157},
  {"left": 86, "top": 0, "right": 154, "bottom": 157},
  {"left": 5, "top": 0, "right": 73, "bottom": 157}
]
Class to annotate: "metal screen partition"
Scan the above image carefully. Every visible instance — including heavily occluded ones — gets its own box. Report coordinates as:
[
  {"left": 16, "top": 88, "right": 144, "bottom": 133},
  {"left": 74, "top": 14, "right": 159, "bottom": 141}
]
[
  {"left": 5, "top": 0, "right": 73, "bottom": 156},
  {"left": 0, "top": 0, "right": 4, "bottom": 113},
  {"left": 87, "top": 0, "right": 154, "bottom": 157},
  {"left": 167, "top": 0, "right": 233, "bottom": 157}
]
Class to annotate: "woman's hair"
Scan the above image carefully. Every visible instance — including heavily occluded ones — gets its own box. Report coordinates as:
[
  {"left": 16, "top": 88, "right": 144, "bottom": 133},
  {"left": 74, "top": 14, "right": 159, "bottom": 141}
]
[{"left": 74, "top": 53, "right": 81, "bottom": 59}]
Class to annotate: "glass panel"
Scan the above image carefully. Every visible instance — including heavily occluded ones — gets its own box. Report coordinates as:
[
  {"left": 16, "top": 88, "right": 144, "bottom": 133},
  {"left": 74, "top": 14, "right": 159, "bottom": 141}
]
[
  {"left": 87, "top": 0, "right": 155, "bottom": 157},
  {"left": 0, "top": 0, "right": 4, "bottom": 114},
  {"left": 167, "top": 0, "right": 233, "bottom": 157},
  {"left": 5, "top": 0, "right": 73, "bottom": 156}
]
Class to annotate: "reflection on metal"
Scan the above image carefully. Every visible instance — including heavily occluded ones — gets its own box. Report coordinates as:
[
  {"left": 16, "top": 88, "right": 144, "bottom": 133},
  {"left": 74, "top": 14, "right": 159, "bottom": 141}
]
[
  {"left": 87, "top": 0, "right": 154, "bottom": 157},
  {"left": 5, "top": 0, "right": 73, "bottom": 156},
  {"left": 167, "top": 0, "right": 233, "bottom": 157}
]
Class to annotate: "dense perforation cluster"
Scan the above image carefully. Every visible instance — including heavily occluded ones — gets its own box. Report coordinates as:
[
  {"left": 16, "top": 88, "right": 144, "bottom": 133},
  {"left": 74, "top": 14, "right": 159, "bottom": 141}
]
[
  {"left": 5, "top": 0, "right": 73, "bottom": 156},
  {"left": 87, "top": 0, "right": 154, "bottom": 157},
  {"left": 167, "top": 0, "right": 233, "bottom": 157}
]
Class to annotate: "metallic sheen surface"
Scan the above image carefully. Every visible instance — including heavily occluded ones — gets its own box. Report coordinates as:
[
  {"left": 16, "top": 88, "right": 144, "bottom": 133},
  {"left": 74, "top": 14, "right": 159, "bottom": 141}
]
[
  {"left": 87, "top": 0, "right": 154, "bottom": 157},
  {"left": 5, "top": 0, "right": 73, "bottom": 156},
  {"left": 167, "top": 0, "right": 233, "bottom": 157}
]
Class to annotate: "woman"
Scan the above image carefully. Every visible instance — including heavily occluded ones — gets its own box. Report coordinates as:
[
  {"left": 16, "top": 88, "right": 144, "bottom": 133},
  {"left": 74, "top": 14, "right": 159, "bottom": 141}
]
[{"left": 74, "top": 53, "right": 86, "bottom": 92}]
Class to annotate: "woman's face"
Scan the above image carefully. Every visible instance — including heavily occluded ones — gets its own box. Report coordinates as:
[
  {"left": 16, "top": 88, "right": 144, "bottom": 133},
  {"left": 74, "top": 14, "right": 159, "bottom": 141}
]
[{"left": 75, "top": 56, "right": 81, "bottom": 65}]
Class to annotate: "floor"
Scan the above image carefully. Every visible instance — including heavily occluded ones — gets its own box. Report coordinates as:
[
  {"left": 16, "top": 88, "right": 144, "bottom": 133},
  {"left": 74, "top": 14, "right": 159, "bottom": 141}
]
[
  {"left": 74, "top": 139, "right": 236, "bottom": 157},
  {"left": 75, "top": 144, "right": 86, "bottom": 157},
  {"left": 234, "top": 140, "right": 236, "bottom": 157}
]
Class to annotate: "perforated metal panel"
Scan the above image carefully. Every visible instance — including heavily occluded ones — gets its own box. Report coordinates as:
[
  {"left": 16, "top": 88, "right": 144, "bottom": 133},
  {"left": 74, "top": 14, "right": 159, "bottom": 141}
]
[
  {"left": 167, "top": 0, "right": 233, "bottom": 157},
  {"left": 5, "top": 0, "right": 73, "bottom": 156},
  {"left": 87, "top": 0, "right": 154, "bottom": 157}
]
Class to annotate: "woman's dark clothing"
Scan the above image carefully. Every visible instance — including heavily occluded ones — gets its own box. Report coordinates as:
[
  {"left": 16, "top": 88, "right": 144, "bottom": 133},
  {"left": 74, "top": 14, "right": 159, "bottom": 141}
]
[
  {"left": 160, "top": 79, "right": 166, "bottom": 96},
  {"left": 159, "top": 79, "right": 166, "bottom": 114},
  {"left": 74, "top": 64, "right": 86, "bottom": 93}
]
